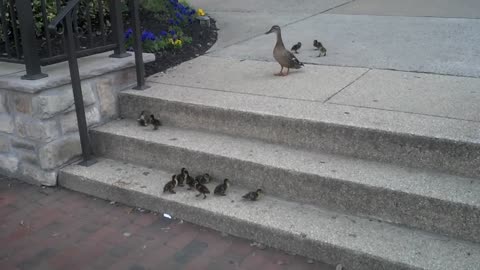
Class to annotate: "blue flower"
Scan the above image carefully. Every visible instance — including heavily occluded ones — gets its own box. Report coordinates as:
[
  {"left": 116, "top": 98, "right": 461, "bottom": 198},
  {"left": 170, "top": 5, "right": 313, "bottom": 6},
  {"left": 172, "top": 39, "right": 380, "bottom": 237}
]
[
  {"left": 168, "top": 18, "right": 175, "bottom": 25},
  {"left": 141, "top": 30, "right": 156, "bottom": 42},
  {"left": 189, "top": 9, "right": 196, "bottom": 15},
  {"left": 188, "top": 18, "right": 193, "bottom": 24},
  {"left": 175, "top": 12, "right": 183, "bottom": 20},
  {"left": 159, "top": 30, "right": 168, "bottom": 37},
  {"left": 169, "top": 29, "right": 176, "bottom": 36},
  {"left": 169, "top": 0, "right": 178, "bottom": 4},
  {"left": 124, "top": 28, "right": 133, "bottom": 39},
  {"left": 174, "top": 20, "right": 180, "bottom": 26}
]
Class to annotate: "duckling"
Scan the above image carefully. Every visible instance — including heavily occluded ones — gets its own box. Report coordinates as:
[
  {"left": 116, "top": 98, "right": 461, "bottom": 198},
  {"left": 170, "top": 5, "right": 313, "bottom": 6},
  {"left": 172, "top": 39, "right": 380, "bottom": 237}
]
[
  {"left": 313, "top": 40, "right": 327, "bottom": 57},
  {"left": 214, "top": 179, "right": 230, "bottom": 196},
  {"left": 242, "top": 189, "right": 263, "bottom": 201},
  {"left": 150, "top": 114, "right": 162, "bottom": 130},
  {"left": 137, "top": 110, "right": 151, "bottom": 126},
  {"left": 291, "top": 42, "right": 301, "bottom": 54},
  {"left": 194, "top": 181, "right": 210, "bottom": 199},
  {"left": 265, "top": 25, "right": 303, "bottom": 76},
  {"left": 163, "top": 175, "right": 178, "bottom": 194},
  {"left": 176, "top": 168, "right": 187, "bottom": 187},
  {"left": 186, "top": 170, "right": 196, "bottom": 190},
  {"left": 195, "top": 173, "right": 211, "bottom": 185}
]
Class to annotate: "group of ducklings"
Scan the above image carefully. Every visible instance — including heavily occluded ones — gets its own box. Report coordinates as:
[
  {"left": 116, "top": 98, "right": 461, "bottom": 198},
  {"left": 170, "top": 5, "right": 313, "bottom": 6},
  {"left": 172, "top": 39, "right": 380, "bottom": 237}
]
[
  {"left": 137, "top": 110, "right": 162, "bottom": 130},
  {"left": 163, "top": 167, "right": 264, "bottom": 201},
  {"left": 291, "top": 40, "right": 327, "bottom": 57}
]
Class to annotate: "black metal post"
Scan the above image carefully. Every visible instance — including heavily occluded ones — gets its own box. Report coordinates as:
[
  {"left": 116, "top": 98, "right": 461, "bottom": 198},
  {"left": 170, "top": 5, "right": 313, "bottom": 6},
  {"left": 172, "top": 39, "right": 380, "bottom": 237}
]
[
  {"left": 64, "top": 13, "right": 96, "bottom": 167},
  {"left": 15, "top": 0, "right": 48, "bottom": 80},
  {"left": 129, "top": 0, "right": 149, "bottom": 90},
  {"left": 109, "top": 0, "right": 130, "bottom": 58}
]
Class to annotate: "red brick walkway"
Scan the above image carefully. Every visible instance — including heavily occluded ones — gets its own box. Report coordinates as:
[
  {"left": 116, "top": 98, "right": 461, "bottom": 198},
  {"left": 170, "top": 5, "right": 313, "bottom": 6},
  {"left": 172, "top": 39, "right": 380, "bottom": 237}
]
[{"left": 0, "top": 176, "right": 334, "bottom": 270}]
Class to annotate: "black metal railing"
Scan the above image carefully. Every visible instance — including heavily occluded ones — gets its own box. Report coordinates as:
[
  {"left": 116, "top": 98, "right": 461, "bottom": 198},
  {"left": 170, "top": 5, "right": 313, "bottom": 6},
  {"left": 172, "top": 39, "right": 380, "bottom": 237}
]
[
  {"left": 0, "top": 0, "right": 140, "bottom": 79},
  {"left": 0, "top": 0, "right": 149, "bottom": 166}
]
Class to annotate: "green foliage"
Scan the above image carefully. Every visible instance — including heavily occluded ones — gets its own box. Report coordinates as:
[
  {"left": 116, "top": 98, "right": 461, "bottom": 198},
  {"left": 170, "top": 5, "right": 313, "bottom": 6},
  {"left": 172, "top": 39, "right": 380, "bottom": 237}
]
[
  {"left": 0, "top": 0, "right": 111, "bottom": 42},
  {"left": 139, "top": 0, "right": 170, "bottom": 13}
]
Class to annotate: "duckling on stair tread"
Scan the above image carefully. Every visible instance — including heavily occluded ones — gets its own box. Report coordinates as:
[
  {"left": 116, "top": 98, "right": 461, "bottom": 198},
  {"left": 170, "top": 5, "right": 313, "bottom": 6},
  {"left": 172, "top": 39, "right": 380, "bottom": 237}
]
[
  {"left": 163, "top": 175, "right": 178, "bottom": 194},
  {"left": 195, "top": 181, "right": 210, "bottom": 199},
  {"left": 214, "top": 179, "right": 230, "bottom": 196},
  {"left": 242, "top": 189, "right": 263, "bottom": 201},
  {"left": 195, "top": 173, "right": 211, "bottom": 184},
  {"left": 176, "top": 168, "right": 187, "bottom": 187}
]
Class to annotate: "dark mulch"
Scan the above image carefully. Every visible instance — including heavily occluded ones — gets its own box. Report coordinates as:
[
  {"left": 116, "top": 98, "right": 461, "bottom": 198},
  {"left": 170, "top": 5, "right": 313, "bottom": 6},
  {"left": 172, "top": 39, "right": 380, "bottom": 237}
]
[{"left": 144, "top": 18, "right": 218, "bottom": 77}]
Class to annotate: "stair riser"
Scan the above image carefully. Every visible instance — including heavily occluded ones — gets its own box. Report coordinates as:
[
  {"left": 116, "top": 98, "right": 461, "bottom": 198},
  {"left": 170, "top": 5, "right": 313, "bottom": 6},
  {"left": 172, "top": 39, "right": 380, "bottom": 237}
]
[
  {"left": 91, "top": 130, "right": 480, "bottom": 243},
  {"left": 58, "top": 171, "right": 418, "bottom": 270},
  {"left": 119, "top": 94, "right": 480, "bottom": 179}
]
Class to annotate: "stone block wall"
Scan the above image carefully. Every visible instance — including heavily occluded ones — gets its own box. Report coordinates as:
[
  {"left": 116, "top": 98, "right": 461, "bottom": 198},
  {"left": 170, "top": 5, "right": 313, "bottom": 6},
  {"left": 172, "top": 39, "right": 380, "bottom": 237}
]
[{"left": 0, "top": 52, "right": 154, "bottom": 186}]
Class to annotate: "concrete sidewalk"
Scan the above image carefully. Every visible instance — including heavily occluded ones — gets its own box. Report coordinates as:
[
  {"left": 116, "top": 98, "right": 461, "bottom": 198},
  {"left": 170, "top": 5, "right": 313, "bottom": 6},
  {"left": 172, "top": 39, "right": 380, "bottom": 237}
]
[{"left": 182, "top": 0, "right": 480, "bottom": 139}]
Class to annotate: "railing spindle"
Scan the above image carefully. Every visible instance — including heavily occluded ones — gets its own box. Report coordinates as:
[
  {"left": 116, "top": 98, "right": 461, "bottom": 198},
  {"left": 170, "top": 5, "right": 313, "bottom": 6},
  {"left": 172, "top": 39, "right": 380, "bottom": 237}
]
[
  {"left": 0, "top": 0, "right": 11, "bottom": 56},
  {"left": 109, "top": 0, "right": 129, "bottom": 58},
  {"left": 40, "top": 0, "right": 53, "bottom": 57},
  {"left": 15, "top": 0, "right": 47, "bottom": 79},
  {"left": 129, "top": 0, "right": 148, "bottom": 90}
]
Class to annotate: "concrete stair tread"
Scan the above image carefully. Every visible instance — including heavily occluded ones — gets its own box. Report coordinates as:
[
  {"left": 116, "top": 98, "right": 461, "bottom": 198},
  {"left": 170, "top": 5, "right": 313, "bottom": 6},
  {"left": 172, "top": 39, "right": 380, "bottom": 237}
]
[
  {"left": 95, "top": 119, "right": 480, "bottom": 209},
  {"left": 59, "top": 157, "right": 480, "bottom": 270},
  {"left": 132, "top": 65, "right": 480, "bottom": 144}
]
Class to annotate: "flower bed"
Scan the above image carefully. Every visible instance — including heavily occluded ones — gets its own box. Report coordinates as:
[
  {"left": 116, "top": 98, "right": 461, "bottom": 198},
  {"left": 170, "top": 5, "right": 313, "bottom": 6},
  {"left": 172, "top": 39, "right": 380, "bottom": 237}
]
[{"left": 124, "top": 0, "right": 217, "bottom": 76}]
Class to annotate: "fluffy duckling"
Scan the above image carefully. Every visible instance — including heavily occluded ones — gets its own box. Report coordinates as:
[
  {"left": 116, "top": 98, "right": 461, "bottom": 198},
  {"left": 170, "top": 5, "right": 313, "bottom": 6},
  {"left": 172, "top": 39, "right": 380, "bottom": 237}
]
[
  {"left": 242, "top": 189, "right": 263, "bottom": 201},
  {"left": 195, "top": 173, "right": 211, "bottom": 185},
  {"left": 163, "top": 175, "right": 178, "bottom": 194},
  {"left": 214, "top": 179, "right": 230, "bottom": 196},
  {"left": 176, "top": 168, "right": 187, "bottom": 187},
  {"left": 186, "top": 170, "right": 196, "bottom": 190},
  {"left": 291, "top": 42, "right": 302, "bottom": 54},
  {"left": 265, "top": 25, "right": 303, "bottom": 76},
  {"left": 313, "top": 40, "right": 327, "bottom": 57},
  {"left": 194, "top": 181, "right": 210, "bottom": 199},
  {"left": 137, "top": 110, "right": 151, "bottom": 126},
  {"left": 150, "top": 114, "right": 162, "bottom": 130}
]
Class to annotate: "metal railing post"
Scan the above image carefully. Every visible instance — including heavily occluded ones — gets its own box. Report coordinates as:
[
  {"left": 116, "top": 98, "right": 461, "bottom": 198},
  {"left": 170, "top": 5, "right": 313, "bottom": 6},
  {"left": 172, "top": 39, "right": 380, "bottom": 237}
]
[
  {"left": 15, "top": 0, "right": 48, "bottom": 80},
  {"left": 63, "top": 11, "right": 96, "bottom": 167},
  {"left": 109, "top": 0, "right": 130, "bottom": 58},
  {"left": 129, "top": 0, "right": 149, "bottom": 90}
]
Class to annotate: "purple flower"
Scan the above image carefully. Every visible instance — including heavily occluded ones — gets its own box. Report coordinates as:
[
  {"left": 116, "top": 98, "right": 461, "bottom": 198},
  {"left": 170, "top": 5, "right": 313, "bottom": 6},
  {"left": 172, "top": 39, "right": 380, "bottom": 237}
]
[
  {"left": 169, "top": 29, "right": 176, "bottom": 36},
  {"left": 124, "top": 28, "right": 133, "bottom": 39},
  {"left": 175, "top": 12, "right": 183, "bottom": 20},
  {"left": 141, "top": 30, "right": 156, "bottom": 42},
  {"left": 168, "top": 18, "right": 175, "bottom": 25},
  {"left": 159, "top": 30, "right": 168, "bottom": 37},
  {"left": 189, "top": 9, "right": 196, "bottom": 15}
]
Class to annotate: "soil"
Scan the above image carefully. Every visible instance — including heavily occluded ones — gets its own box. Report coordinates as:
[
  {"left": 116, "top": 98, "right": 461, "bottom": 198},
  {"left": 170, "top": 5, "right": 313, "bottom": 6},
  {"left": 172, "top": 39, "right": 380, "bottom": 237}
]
[{"left": 144, "top": 19, "right": 218, "bottom": 77}]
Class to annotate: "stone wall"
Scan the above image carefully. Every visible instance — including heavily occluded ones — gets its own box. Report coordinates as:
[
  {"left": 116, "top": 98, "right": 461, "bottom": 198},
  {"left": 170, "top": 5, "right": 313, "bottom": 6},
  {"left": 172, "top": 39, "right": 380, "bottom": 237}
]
[{"left": 0, "top": 52, "right": 154, "bottom": 186}]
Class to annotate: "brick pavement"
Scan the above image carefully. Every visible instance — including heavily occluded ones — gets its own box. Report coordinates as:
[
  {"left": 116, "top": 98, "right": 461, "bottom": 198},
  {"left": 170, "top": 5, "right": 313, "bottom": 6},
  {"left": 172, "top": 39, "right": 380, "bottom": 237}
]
[{"left": 0, "top": 176, "right": 335, "bottom": 270}]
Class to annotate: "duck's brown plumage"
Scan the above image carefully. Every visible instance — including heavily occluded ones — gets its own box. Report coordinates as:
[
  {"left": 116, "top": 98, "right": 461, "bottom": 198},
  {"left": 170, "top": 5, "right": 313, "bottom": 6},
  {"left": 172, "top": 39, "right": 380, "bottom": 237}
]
[
  {"left": 195, "top": 181, "right": 210, "bottom": 199},
  {"left": 266, "top": 25, "right": 303, "bottom": 76}
]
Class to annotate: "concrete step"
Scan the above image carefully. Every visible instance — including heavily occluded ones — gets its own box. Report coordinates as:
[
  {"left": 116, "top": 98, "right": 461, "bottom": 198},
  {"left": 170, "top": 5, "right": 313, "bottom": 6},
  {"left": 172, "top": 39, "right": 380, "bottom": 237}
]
[
  {"left": 90, "top": 120, "right": 480, "bottom": 243},
  {"left": 118, "top": 81, "right": 480, "bottom": 179},
  {"left": 58, "top": 158, "right": 480, "bottom": 270}
]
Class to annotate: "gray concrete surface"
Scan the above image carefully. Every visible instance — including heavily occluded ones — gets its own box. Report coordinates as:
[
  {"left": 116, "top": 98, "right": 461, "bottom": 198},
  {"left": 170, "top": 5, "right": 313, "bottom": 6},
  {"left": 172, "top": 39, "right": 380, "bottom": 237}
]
[
  {"left": 209, "top": 14, "right": 480, "bottom": 78},
  {"left": 148, "top": 56, "right": 368, "bottom": 102},
  {"left": 327, "top": 0, "right": 480, "bottom": 18},
  {"left": 91, "top": 119, "right": 480, "bottom": 242},
  {"left": 59, "top": 157, "right": 480, "bottom": 270},
  {"left": 329, "top": 69, "right": 480, "bottom": 121},
  {"left": 0, "top": 52, "right": 155, "bottom": 93},
  {"left": 121, "top": 77, "right": 480, "bottom": 178}
]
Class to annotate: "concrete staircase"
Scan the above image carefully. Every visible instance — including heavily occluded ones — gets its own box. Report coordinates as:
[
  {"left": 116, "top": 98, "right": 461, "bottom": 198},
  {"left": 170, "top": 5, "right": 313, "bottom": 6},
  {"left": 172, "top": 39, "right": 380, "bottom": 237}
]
[{"left": 59, "top": 58, "right": 480, "bottom": 270}]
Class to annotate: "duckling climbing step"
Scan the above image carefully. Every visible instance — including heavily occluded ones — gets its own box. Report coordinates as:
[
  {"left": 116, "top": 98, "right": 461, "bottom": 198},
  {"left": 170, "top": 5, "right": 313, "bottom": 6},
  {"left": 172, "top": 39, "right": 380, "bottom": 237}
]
[
  {"left": 90, "top": 120, "right": 480, "bottom": 244},
  {"left": 59, "top": 157, "right": 480, "bottom": 270}
]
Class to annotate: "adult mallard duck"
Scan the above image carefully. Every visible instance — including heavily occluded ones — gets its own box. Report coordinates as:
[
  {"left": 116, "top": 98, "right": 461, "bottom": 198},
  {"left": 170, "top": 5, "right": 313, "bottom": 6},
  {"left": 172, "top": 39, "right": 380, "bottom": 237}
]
[{"left": 265, "top": 25, "right": 303, "bottom": 76}]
